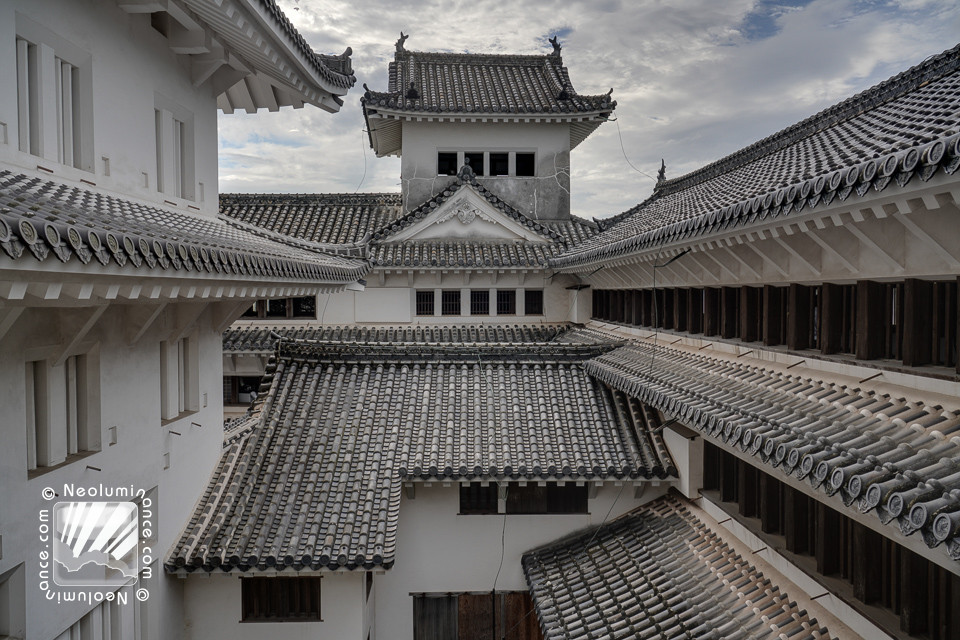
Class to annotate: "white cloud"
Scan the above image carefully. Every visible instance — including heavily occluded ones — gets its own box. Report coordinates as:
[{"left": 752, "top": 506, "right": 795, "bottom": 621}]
[{"left": 217, "top": 0, "right": 960, "bottom": 219}]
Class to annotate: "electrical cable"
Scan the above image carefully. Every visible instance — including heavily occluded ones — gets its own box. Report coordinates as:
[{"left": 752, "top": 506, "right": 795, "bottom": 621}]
[
  {"left": 613, "top": 118, "right": 657, "bottom": 181},
  {"left": 354, "top": 127, "right": 368, "bottom": 192}
]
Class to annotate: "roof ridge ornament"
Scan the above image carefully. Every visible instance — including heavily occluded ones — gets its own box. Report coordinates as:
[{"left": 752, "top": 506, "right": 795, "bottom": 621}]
[
  {"left": 405, "top": 81, "right": 419, "bottom": 100},
  {"left": 458, "top": 161, "right": 476, "bottom": 181},
  {"left": 657, "top": 159, "right": 666, "bottom": 183},
  {"left": 396, "top": 32, "right": 408, "bottom": 53},
  {"left": 549, "top": 35, "right": 561, "bottom": 57}
]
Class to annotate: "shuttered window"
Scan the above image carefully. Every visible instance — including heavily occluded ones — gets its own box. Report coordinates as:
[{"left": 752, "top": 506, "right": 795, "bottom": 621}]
[
  {"left": 241, "top": 576, "right": 322, "bottom": 622},
  {"left": 413, "top": 592, "right": 542, "bottom": 640}
]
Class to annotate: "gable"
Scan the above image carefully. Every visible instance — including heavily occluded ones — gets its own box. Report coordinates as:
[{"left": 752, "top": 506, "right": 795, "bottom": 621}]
[{"left": 388, "top": 187, "right": 551, "bottom": 243}]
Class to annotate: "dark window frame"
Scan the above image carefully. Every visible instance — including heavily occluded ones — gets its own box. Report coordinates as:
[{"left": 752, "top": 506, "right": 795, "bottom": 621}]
[
  {"left": 459, "top": 484, "right": 499, "bottom": 514},
  {"left": 471, "top": 290, "right": 490, "bottom": 316},
  {"left": 464, "top": 151, "right": 485, "bottom": 176},
  {"left": 437, "top": 152, "right": 457, "bottom": 176},
  {"left": 441, "top": 290, "right": 461, "bottom": 316},
  {"left": 497, "top": 290, "right": 516, "bottom": 315},
  {"left": 524, "top": 290, "right": 544, "bottom": 316},
  {"left": 515, "top": 153, "right": 535, "bottom": 177},
  {"left": 416, "top": 290, "right": 435, "bottom": 316},
  {"left": 241, "top": 576, "right": 322, "bottom": 622}
]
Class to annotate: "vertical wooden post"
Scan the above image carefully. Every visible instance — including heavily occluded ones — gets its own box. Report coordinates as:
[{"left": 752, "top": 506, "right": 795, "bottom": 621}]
[
  {"left": 902, "top": 278, "right": 933, "bottom": 367},
  {"left": 688, "top": 288, "right": 703, "bottom": 334},
  {"left": 740, "top": 286, "right": 760, "bottom": 342},
  {"left": 900, "top": 549, "right": 929, "bottom": 635},
  {"left": 675, "top": 288, "right": 688, "bottom": 332},
  {"left": 662, "top": 289, "right": 675, "bottom": 330},
  {"left": 820, "top": 282, "right": 843, "bottom": 354},
  {"left": 762, "top": 285, "right": 782, "bottom": 346},
  {"left": 787, "top": 284, "right": 811, "bottom": 350},
  {"left": 759, "top": 473, "right": 782, "bottom": 534},
  {"left": 719, "top": 450, "right": 737, "bottom": 503},
  {"left": 738, "top": 462, "right": 758, "bottom": 518},
  {"left": 784, "top": 486, "right": 810, "bottom": 554},
  {"left": 703, "top": 288, "right": 719, "bottom": 336},
  {"left": 853, "top": 523, "right": 882, "bottom": 604},
  {"left": 815, "top": 502, "right": 842, "bottom": 576},
  {"left": 857, "top": 280, "right": 886, "bottom": 360},
  {"left": 720, "top": 286, "right": 738, "bottom": 339}
]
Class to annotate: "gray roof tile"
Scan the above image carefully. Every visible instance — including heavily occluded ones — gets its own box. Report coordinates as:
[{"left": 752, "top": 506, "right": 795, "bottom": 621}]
[
  {"left": 168, "top": 330, "right": 673, "bottom": 574},
  {"left": 362, "top": 41, "right": 615, "bottom": 116},
  {"left": 585, "top": 339, "right": 960, "bottom": 562},
  {"left": 553, "top": 44, "right": 960, "bottom": 269},
  {"left": 0, "top": 171, "right": 369, "bottom": 283},
  {"left": 523, "top": 494, "right": 834, "bottom": 640}
]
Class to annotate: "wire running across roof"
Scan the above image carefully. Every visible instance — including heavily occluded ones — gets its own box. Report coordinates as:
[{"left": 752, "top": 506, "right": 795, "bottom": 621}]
[
  {"left": 523, "top": 494, "right": 835, "bottom": 640},
  {"left": 552, "top": 43, "right": 960, "bottom": 270},
  {"left": 168, "top": 330, "right": 676, "bottom": 574},
  {"left": 0, "top": 171, "right": 368, "bottom": 284},
  {"left": 585, "top": 339, "right": 960, "bottom": 564}
]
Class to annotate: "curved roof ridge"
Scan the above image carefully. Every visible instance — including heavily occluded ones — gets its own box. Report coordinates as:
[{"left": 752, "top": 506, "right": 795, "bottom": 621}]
[{"left": 657, "top": 42, "right": 960, "bottom": 197}]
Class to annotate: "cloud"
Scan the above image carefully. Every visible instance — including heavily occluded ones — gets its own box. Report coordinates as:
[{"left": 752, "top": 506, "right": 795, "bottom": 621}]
[{"left": 218, "top": 0, "right": 960, "bottom": 218}]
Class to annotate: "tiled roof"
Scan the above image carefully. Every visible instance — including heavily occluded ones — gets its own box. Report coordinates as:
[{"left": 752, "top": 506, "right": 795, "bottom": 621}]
[
  {"left": 553, "top": 44, "right": 960, "bottom": 269},
  {"left": 187, "top": 0, "right": 355, "bottom": 92},
  {"left": 218, "top": 172, "right": 599, "bottom": 269},
  {"left": 223, "top": 323, "right": 588, "bottom": 353},
  {"left": 523, "top": 494, "right": 834, "bottom": 640},
  {"left": 0, "top": 171, "right": 369, "bottom": 284},
  {"left": 362, "top": 41, "right": 615, "bottom": 116},
  {"left": 584, "top": 339, "right": 960, "bottom": 563},
  {"left": 169, "top": 332, "right": 674, "bottom": 574},
  {"left": 219, "top": 193, "right": 402, "bottom": 245}
]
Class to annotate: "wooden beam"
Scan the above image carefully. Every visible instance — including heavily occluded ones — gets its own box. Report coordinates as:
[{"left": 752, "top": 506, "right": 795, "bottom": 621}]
[
  {"left": 856, "top": 280, "right": 886, "bottom": 360},
  {"left": 127, "top": 302, "right": 168, "bottom": 346},
  {"left": 896, "top": 215, "right": 960, "bottom": 270},
  {"left": 807, "top": 228, "right": 858, "bottom": 273},
  {"left": 0, "top": 307, "right": 25, "bottom": 343},
  {"left": 54, "top": 304, "right": 108, "bottom": 367}
]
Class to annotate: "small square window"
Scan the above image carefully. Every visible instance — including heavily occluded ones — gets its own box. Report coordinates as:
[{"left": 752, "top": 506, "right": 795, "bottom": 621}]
[
  {"left": 437, "top": 152, "right": 457, "bottom": 176},
  {"left": 516, "top": 153, "right": 535, "bottom": 177},
  {"left": 497, "top": 290, "right": 516, "bottom": 315},
  {"left": 416, "top": 290, "right": 435, "bottom": 315},
  {"left": 490, "top": 153, "right": 509, "bottom": 176},
  {"left": 441, "top": 290, "right": 461, "bottom": 316},
  {"left": 464, "top": 152, "right": 485, "bottom": 176},
  {"left": 471, "top": 290, "right": 490, "bottom": 315},
  {"left": 524, "top": 290, "right": 544, "bottom": 316}
]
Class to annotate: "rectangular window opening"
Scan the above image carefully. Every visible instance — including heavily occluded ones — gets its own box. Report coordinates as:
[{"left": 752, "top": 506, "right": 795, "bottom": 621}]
[
  {"left": 516, "top": 153, "right": 535, "bottom": 177},
  {"left": 464, "top": 152, "right": 485, "bottom": 176},
  {"left": 459, "top": 484, "right": 499, "bottom": 514},
  {"left": 471, "top": 290, "right": 490, "bottom": 316},
  {"left": 497, "top": 290, "right": 517, "bottom": 315},
  {"left": 437, "top": 152, "right": 457, "bottom": 176},
  {"left": 490, "top": 152, "right": 509, "bottom": 176},
  {"left": 441, "top": 290, "right": 461, "bottom": 316},
  {"left": 416, "top": 290, "right": 435, "bottom": 316},
  {"left": 524, "top": 290, "right": 544, "bottom": 316},
  {"left": 241, "top": 576, "right": 322, "bottom": 622}
]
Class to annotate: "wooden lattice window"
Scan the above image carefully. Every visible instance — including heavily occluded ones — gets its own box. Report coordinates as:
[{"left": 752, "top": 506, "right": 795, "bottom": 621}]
[{"left": 241, "top": 576, "right": 322, "bottom": 622}]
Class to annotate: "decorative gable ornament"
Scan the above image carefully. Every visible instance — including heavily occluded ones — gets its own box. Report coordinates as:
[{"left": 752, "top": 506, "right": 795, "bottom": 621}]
[{"left": 387, "top": 186, "right": 551, "bottom": 243}]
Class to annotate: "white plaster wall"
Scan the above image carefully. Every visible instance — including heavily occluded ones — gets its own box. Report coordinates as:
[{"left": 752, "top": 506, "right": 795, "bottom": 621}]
[
  {"left": 314, "top": 271, "right": 580, "bottom": 327},
  {"left": 183, "top": 572, "right": 364, "bottom": 640},
  {"left": 0, "top": 303, "right": 225, "bottom": 640},
  {"left": 373, "top": 482, "right": 669, "bottom": 640},
  {"left": 0, "top": 0, "right": 220, "bottom": 214},
  {"left": 400, "top": 121, "right": 571, "bottom": 219}
]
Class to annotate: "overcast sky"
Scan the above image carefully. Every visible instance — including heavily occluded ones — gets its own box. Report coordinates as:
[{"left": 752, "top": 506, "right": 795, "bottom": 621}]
[{"left": 218, "top": 0, "right": 960, "bottom": 220}]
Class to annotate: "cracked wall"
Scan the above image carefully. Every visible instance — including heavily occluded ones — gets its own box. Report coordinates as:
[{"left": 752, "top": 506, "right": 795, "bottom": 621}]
[{"left": 399, "top": 121, "right": 572, "bottom": 219}]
